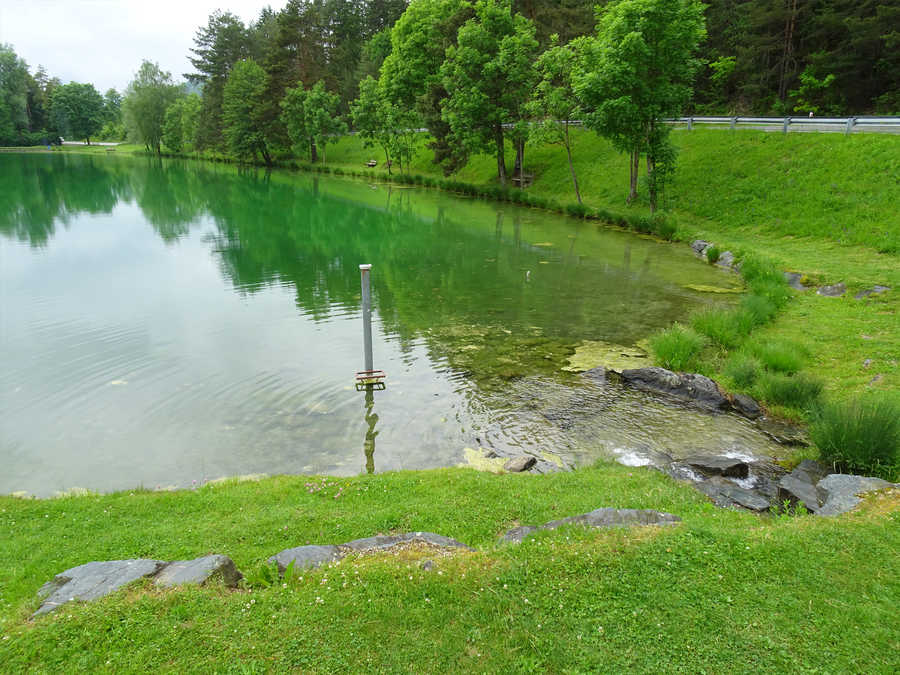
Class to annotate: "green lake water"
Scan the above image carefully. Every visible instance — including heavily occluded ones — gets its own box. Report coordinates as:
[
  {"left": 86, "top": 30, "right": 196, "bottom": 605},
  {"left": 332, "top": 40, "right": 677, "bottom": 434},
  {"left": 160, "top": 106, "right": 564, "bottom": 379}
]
[{"left": 0, "top": 153, "right": 780, "bottom": 496}]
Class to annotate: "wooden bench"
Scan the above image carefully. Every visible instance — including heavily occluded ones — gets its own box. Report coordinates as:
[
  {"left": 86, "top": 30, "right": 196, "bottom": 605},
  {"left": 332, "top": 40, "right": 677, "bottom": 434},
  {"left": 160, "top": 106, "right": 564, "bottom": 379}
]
[{"left": 366, "top": 160, "right": 377, "bottom": 168}]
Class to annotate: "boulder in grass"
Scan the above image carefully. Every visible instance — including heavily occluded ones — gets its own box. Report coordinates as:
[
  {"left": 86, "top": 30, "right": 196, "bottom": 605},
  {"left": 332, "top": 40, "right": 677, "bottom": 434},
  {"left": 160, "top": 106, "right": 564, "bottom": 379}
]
[
  {"left": 154, "top": 555, "right": 242, "bottom": 588},
  {"left": 503, "top": 455, "right": 537, "bottom": 472},
  {"left": 267, "top": 545, "right": 343, "bottom": 573},
  {"left": 500, "top": 508, "right": 681, "bottom": 544}
]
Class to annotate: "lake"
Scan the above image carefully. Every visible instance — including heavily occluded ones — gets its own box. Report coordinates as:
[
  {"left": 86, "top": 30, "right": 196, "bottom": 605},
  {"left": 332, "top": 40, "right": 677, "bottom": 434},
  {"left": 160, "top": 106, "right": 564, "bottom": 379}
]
[{"left": 0, "top": 152, "right": 778, "bottom": 496}]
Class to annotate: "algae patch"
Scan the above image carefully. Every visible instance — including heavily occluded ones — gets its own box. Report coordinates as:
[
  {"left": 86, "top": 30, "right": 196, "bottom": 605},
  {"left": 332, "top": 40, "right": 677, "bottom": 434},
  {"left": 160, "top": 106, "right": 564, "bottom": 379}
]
[
  {"left": 562, "top": 340, "right": 650, "bottom": 373},
  {"left": 461, "top": 447, "right": 508, "bottom": 473},
  {"left": 684, "top": 284, "right": 743, "bottom": 294}
]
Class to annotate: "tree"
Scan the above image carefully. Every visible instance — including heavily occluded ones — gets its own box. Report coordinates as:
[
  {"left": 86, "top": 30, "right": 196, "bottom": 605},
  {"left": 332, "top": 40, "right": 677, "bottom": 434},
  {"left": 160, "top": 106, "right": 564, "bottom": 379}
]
[
  {"left": 1, "top": 44, "right": 32, "bottom": 144},
  {"left": 49, "top": 82, "right": 105, "bottom": 144},
  {"left": 527, "top": 36, "right": 586, "bottom": 203},
  {"left": 351, "top": 76, "right": 419, "bottom": 174},
  {"left": 280, "top": 80, "right": 346, "bottom": 164},
  {"left": 577, "top": 0, "right": 705, "bottom": 211},
  {"left": 187, "top": 11, "right": 250, "bottom": 149},
  {"left": 440, "top": 0, "right": 538, "bottom": 186},
  {"left": 162, "top": 93, "right": 202, "bottom": 152},
  {"left": 380, "top": 0, "right": 473, "bottom": 174},
  {"left": 222, "top": 59, "right": 273, "bottom": 164},
  {"left": 123, "top": 61, "right": 182, "bottom": 153}
]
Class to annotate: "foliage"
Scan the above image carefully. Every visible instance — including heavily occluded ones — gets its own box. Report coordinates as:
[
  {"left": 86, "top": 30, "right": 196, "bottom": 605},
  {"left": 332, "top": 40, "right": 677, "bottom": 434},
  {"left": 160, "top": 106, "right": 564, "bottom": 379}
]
[
  {"left": 527, "top": 36, "right": 585, "bottom": 203},
  {"left": 789, "top": 62, "right": 840, "bottom": 116},
  {"left": 440, "top": 0, "right": 538, "bottom": 185},
  {"left": 745, "top": 339, "right": 805, "bottom": 375},
  {"left": 649, "top": 323, "right": 707, "bottom": 372},
  {"left": 577, "top": 0, "right": 705, "bottom": 208},
  {"left": 162, "top": 94, "right": 202, "bottom": 152},
  {"left": 123, "top": 61, "right": 182, "bottom": 154},
  {"left": 705, "top": 245, "right": 720, "bottom": 264},
  {"left": 0, "top": 43, "right": 31, "bottom": 145},
  {"left": 280, "top": 80, "right": 347, "bottom": 164},
  {"left": 49, "top": 82, "right": 105, "bottom": 144},
  {"left": 350, "top": 76, "right": 419, "bottom": 174},
  {"left": 222, "top": 59, "right": 273, "bottom": 164},
  {"left": 724, "top": 353, "right": 761, "bottom": 389},
  {"left": 811, "top": 395, "right": 900, "bottom": 481}
]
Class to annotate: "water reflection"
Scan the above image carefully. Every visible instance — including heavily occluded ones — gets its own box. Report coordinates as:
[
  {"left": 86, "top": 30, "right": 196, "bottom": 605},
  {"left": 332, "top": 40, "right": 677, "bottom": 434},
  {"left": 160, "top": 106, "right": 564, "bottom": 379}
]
[{"left": 1, "top": 152, "right": 752, "bottom": 495}]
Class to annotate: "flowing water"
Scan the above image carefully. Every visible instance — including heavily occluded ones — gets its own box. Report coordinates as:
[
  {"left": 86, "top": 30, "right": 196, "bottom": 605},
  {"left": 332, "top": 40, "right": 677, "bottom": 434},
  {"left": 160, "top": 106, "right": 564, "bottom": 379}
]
[{"left": 0, "top": 153, "right": 780, "bottom": 496}]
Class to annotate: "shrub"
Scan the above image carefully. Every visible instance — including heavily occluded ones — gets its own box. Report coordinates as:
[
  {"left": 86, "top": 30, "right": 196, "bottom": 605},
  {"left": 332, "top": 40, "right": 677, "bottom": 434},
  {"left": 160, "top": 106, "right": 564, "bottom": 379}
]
[
  {"left": 653, "top": 216, "right": 677, "bottom": 241},
  {"left": 706, "top": 246, "right": 721, "bottom": 264},
  {"left": 740, "top": 294, "right": 777, "bottom": 325},
  {"left": 724, "top": 353, "right": 762, "bottom": 388},
  {"left": 811, "top": 395, "right": 900, "bottom": 480},
  {"left": 758, "top": 372, "right": 823, "bottom": 410},
  {"left": 747, "top": 339, "right": 805, "bottom": 373},
  {"left": 649, "top": 324, "right": 708, "bottom": 372}
]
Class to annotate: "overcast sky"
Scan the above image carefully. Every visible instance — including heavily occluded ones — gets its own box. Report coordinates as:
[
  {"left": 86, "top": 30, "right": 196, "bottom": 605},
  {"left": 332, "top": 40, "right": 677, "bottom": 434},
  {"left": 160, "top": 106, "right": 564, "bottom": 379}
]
[{"left": 0, "top": 0, "right": 287, "bottom": 93}]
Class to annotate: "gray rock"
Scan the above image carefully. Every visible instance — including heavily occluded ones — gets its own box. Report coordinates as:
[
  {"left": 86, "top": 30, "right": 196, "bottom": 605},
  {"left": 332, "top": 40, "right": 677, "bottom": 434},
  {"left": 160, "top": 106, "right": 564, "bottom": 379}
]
[
  {"left": 154, "top": 555, "right": 242, "bottom": 588},
  {"left": 854, "top": 285, "right": 890, "bottom": 300},
  {"left": 504, "top": 455, "right": 537, "bottom": 472},
  {"left": 784, "top": 272, "right": 808, "bottom": 291},
  {"left": 683, "top": 455, "right": 749, "bottom": 479},
  {"left": 691, "top": 240, "right": 712, "bottom": 255},
  {"left": 420, "top": 560, "right": 435, "bottom": 571},
  {"left": 267, "top": 545, "right": 342, "bottom": 573},
  {"left": 697, "top": 480, "right": 771, "bottom": 512},
  {"left": 581, "top": 366, "right": 608, "bottom": 382},
  {"left": 816, "top": 474, "right": 895, "bottom": 517},
  {"left": 500, "top": 508, "right": 681, "bottom": 544},
  {"left": 620, "top": 367, "right": 730, "bottom": 411},
  {"left": 817, "top": 282, "right": 846, "bottom": 297},
  {"left": 340, "top": 532, "right": 474, "bottom": 553},
  {"left": 793, "top": 459, "right": 830, "bottom": 485},
  {"left": 716, "top": 251, "right": 735, "bottom": 268},
  {"left": 777, "top": 475, "right": 823, "bottom": 513},
  {"left": 34, "top": 559, "right": 167, "bottom": 617},
  {"left": 529, "top": 458, "right": 566, "bottom": 474},
  {"left": 731, "top": 393, "right": 762, "bottom": 419}
]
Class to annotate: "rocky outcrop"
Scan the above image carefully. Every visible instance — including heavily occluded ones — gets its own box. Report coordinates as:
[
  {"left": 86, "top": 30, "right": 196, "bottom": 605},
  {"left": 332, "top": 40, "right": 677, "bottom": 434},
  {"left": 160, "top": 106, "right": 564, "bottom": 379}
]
[
  {"left": 266, "top": 532, "right": 474, "bottom": 576},
  {"left": 816, "top": 474, "right": 896, "bottom": 516},
  {"left": 267, "top": 545, "right": 342, "bottom": 573},
  {"left": 154, "top": 554, "right": 242, "bottom": 588},
  {"left": 696, "top": 478, "right": 772, "bottom": 512},
  {"left": 499, "top": 508, "right": 681, "bottom": 544},
  {"left": 35, "top": 555, "right": 242, "bottom": 617}
]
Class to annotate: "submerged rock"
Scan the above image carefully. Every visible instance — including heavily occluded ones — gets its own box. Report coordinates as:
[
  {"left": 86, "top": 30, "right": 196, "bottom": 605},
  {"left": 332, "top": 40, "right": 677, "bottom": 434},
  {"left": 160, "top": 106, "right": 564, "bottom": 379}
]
[
  {"left": 816, "top": 282, "right": 846, "bottom": 297},
  {"left": 562, "top": 340, "right": 650, "bottom": 373},
  {"left": 683, "top": 455, "right": 749, "bottom": 479},
  {"left": 784, "top": 272, "right": 809, "bottom": 291},
  {"left": 499, "top": 507, "right": 681, "bottom": 544},
  {"left": 620, "top": 367, "right": 730, "bottom": 411},
  {"left": 504, "top": 455, "right": 537, "bottom": 472},
  {"left": 731, "top": 393, "right": 763, "bottom": 419},
  {"left": 716, "top": 251, "right": 736, "bottom": 268},
  {"left": 35, "top": 559, "right": 167, "bottom": 617},
  {"left": 756, "top": 418, "right": 808, "bottom": 446},
  {"left": 691, "top": 240, "right": 712, "bottom": 256}
]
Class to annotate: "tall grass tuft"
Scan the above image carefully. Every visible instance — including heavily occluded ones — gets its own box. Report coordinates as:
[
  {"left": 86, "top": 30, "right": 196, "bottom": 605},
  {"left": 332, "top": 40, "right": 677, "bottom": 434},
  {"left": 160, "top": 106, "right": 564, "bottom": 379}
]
[
  {"left": 690, "top": 309, "right": 744, "bottom": 349},
  {"left": 811, "top": 395, "right": 900, "bottom": 480},
  {"left": 758, "top": 372, "right": 823, "bottom": 410},
  {"left": 706, "top": 246, "right": 721, "bottom": 264},
  {"left": 747, "top": 339, "right": 805, "bottom": 374},
  {"left": 650, "top": 324, "right": 708, "bottom": 372},
  {"left": 724, "top": 353, "right": 762, "bottom": 388}
]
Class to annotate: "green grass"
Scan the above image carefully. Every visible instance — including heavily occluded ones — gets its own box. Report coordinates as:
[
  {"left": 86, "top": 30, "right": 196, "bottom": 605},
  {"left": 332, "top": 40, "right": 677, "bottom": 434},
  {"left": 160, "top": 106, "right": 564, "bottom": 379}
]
[
  {"left": 811, "top": 394, "right": 900, "bottom": 481},
  {"left": 1, "top": 466, "right": 898, "bottom": 672},
  {"left": 649, "top": 324, "right": 708, "bottom": 372},
  {"left": 757, "top": 372, "right": 825, "bottom": 411}
]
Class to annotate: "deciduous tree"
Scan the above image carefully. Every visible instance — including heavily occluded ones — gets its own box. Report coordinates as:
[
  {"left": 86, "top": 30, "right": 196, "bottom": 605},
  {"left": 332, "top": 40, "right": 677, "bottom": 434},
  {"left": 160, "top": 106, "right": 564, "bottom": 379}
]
[
  {"left": 123, "top": 61, "right": 182, "bottom": 154},
  {"left": 222, "top": 59, "right": 273, "bottom": 164},
  {"left": 49, "top": 82, "right": 105, "bottom": 144}
]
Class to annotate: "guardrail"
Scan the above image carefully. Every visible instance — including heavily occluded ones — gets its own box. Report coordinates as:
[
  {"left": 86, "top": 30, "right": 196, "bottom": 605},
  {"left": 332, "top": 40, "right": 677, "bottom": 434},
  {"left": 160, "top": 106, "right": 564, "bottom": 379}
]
[{"left": 670, "top": 116, "right": 900, "bottom": 134}]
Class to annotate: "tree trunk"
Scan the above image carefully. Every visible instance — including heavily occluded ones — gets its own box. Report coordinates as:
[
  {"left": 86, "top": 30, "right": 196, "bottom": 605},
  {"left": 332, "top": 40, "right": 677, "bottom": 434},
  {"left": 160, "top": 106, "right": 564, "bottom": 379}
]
[
  {"left": 310, "top": 138, "right": 318, "bottom": 163},
  {"left": 627, "top": 149, "right": 640, "bottom": 203},
  {"left": 564, "top": 122, "right": 582, "bottom": 205},
  {"left": 261, "top": 146, "right": 273, "bottom": 167},
  {"left": 384, "top": 146, "right": 392, "bottom": 175},
  {"left": 647, "top": 153, "right": 657, "bottom": 214},
  {"left": 495, "top": 125, "right": 506, "bottom": 186},
  {"left": 514, "top": 141, "right": 524, "bottom": 188}
]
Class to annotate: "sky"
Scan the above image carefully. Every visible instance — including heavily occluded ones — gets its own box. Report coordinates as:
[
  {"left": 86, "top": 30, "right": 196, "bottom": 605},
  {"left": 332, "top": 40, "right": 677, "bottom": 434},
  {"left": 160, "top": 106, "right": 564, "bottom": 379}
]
[{"left": 0, "top": 0, "right": 287, "bottom": 93}]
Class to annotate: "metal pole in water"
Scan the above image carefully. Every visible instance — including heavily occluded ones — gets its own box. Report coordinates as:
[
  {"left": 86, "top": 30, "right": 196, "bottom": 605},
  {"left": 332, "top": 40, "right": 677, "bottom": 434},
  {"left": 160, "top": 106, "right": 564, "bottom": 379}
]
[{"left": 360, "top": 264, "right": 373, "bottom": 373}]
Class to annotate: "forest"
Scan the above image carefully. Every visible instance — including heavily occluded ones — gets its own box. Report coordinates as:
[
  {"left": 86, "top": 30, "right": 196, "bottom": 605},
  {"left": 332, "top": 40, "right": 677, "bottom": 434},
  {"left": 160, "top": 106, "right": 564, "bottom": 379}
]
[{"left": 2, "top": 0, "right": 897, "bottom": 178}]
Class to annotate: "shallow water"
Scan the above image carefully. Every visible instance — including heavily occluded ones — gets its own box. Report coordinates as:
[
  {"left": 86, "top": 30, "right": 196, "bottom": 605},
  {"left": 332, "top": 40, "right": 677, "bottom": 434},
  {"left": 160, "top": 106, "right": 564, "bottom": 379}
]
[{"left": 0, "top": 153, "right": 777, "bottom": 496}]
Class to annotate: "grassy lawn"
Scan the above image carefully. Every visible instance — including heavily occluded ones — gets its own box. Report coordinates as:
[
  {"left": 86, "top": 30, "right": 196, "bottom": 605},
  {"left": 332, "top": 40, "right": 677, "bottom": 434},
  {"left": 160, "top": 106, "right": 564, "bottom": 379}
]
[{"left": 1, "top": 466, "right": 898, "bottom": 672}]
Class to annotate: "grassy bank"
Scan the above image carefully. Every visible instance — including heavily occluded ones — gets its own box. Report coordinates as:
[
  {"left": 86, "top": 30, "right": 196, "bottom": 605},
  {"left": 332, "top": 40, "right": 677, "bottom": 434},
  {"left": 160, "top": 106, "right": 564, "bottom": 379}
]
[{"left": 1, "top": 466, "right": 898, "bottom": 671}]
